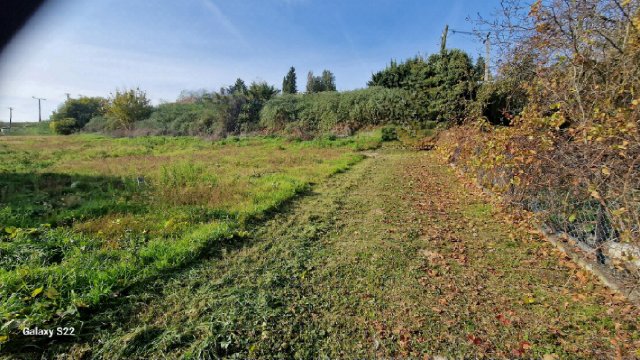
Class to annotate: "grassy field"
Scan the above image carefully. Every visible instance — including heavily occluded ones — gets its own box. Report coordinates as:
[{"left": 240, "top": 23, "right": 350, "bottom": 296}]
[
  {"left": 2, "top": 132, "right": 639, "bottom": 359},
  {"left": 0, "top": 122, "right": 52, "bottom": 136},
  {"left": 5, "top": 148, "right": 634, "bottom": 359},
  {"left": 0, "top": 133, "right": 379, "bottom": 346}
]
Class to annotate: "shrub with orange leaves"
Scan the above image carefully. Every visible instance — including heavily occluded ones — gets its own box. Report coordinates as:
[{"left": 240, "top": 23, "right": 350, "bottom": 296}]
[{"left": 442, "top": 0, "right": 640, "bottom": 275}]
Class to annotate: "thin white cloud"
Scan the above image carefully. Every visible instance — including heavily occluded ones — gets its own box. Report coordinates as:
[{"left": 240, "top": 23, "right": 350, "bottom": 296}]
[
  {"left": 0, "top": 40, "right": 252, "bottom": 121},
  {"left": 198, "top": 0, "right": 248, "bottom": 47}
]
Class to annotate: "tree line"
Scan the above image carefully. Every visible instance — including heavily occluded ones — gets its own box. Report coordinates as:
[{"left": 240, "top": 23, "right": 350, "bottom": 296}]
[
  {"left": 49, "top": 66, "right": 340, "bottom": 136},
  {"left": 50, "top": 47, "right": 488, "bottom": 137}
]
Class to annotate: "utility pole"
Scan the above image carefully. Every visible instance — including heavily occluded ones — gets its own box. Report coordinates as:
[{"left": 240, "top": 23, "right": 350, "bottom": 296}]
[
  {"left": 441, "top": 24, "right": 449, "bottom": 54},
  {"left": 483, "top": 32, "right": 491, "bottom": 82},
  {"left": 32, "top": 96, "right": 46, "bottom": 122},
  {"left": 8, "top": 107, "right": 13, "bottom": 130}
]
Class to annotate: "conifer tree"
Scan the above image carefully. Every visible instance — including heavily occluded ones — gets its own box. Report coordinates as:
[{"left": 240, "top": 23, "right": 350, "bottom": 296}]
[
  {"left": 321, "top": 70, "right": 336, "bottom": 91},
  {"left": 306, "top": 71, "right": 316, "bottom": 93},
  {"left": 282, "top": 67, "right": 297, "bottom": 94}
]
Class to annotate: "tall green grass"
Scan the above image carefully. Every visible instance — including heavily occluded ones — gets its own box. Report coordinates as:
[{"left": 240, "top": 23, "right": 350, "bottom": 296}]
[
  {"left": 0, "top": 134, "right": 375, "bottom": 344},
  {"left": 0, "top": 122, "right": 53, "bottom": 136}
]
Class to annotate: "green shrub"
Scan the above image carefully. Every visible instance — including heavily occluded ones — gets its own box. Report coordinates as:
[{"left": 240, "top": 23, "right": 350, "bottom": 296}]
[
  {"left": 381, "top": 126, "right": 398, "bottom": 141},
  {"left": 83, "top": 116, "right": 110, "bottom": 133},
  {"left": 369, "top": 49, "right": 478, "bottom": 123},
  {"left": 145, "top": 102, "right": 233, "bottom": 137},
  {"left": 423, "top": 120, "right": 438, "bottom": 129},
  {"left": 473, "top": 78, "right": 528, "bottom": 125},
  {"left": 51, "top": 96, "right": 105, "bottom": 130},
  {"left": 259, "top": 94, "right": 300, "bottom": 131},
  {"left": 106, "top": 88, "right": 153, "bottom": 130},
  {"left": 141, "top": 85, "right": 276, "bottom": 137},
  {"left": 50, "top": 118, "right": 78, "bottom": 135},
  {"left": 260, "top": 87, "right": 412, "bottom": 136}
]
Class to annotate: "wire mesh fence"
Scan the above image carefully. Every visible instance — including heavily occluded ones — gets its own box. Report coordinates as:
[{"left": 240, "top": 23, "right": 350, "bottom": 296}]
[{"left": 469, "top": 161, "right": 640, "bottom": 281}]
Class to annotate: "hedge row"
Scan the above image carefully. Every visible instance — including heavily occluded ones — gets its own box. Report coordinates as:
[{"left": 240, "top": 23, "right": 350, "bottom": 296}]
[{"left": 260, "top": 87, "right": 415, "bottom": 136}]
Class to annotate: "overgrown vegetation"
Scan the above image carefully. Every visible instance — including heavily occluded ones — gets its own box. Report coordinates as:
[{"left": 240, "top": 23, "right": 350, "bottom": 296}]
[
  {"left": 369, "top": 50, "right": 483, "bottom": 123},
  {"left": 17, "top": 148, "right": 640, "bottom": 359},
  {"left": 3, "top": 2, "right": 639, "bottom": 356},
  {"left": 381, "top": 126, "right": 398, "bottom": 141},
  {"left": 0, "top": 122, "right": 53, "bottom": 136},
  {"left": 0, "top": 134, "right": 379, "bottom": 345},
  {"left": 78, "top": 81, "right": 279, "bottom": 137},
  {"left": 260, "top": 87, "right": 413, "bottom": 137},
  {"left": 439, "top": 0, "right": 640, "bottom": 276},
  {"left": 42, "top": 53, "right": 487, "bottom": 138},
  {"left": 49, "top": 118, "right": 78, "bottom": 135},
  {"left": 106, "top": 88, "right": 153, "bottom": 130},
  {"left": 50, "top": 96, "right": 105, "bottom": 134}
]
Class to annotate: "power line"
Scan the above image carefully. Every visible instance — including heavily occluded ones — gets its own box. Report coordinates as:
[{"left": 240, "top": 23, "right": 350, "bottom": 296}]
[
  {"left": 451, "top": 29, "right": 475, "bottom": 36},
  {"left": 450, "top": 28, "right": 492, "bottom": 82}
]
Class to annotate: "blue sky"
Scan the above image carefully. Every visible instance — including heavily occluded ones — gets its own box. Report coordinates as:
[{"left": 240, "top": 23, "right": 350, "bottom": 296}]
[{"left": 0, "top": 0, "right": 499, "bottom": 122}]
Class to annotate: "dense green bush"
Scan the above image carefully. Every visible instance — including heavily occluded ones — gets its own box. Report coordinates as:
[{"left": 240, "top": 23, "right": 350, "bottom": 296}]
[
  {"left": 50, "top": 118, "right": 78, "bottom": 135},
  {"left": 147, "top": 102, "right": 208, "bottom": 135},
  {"left": 424, "top": 50, "right": 477, "bottom": 122},
  {"left": 470, "top": 57, "right": 532, "bottom": 125},
  {"left": 260, "top": 87, "right": 412, "bottom": 136},
  {"left": 237, "top": 82, "right": 280, "bottom": 132},
  {"left": 82, "top": 116, "right": 110, "bottom": 133},
  {"left": 423, "top": 120, "right": 438, "bottom": 129},
  {"left": 132, "top": 82, "right": 278, "bottom": 137},
  {"left": 472, "top": 80, "right": 526, "bottom": 125},
  {"left": 106, "top": 88, "right": 153, "bottom": 130},
  {"left": 145, "top": 96, "right": 243, "bottom": 137},
  {"left": 369, "top": 49, "right": 480, "bottom": 123},
  {"left": 50, "top": 96, "right": 105, "bottom": 133},
  {"left": 381, "top": 126, "right": 398, "bottom": 141}
]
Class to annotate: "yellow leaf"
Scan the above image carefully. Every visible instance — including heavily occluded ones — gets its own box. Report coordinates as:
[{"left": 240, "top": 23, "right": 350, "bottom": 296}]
[
  {"left": 31, "top": 286, "right": 44, "bottom": 298},
  {"left": 601, "top": 167, "right": 610, "bottom": 176},
  {"left": 73, "top": 299, "right": 89, "bottom": 308},
  {"left": 612, "top": 208, "right": 627, "bottom": 217},
  {"left": 45, "top": 287, "right": 59, "bottom": 299},
  {"left": 0, "top": 335, "right": 8, "bottom": 343}
]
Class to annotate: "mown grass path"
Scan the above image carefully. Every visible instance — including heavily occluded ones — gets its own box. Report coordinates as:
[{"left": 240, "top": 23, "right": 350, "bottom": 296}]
[{"left": 18, "top": 149, "right": 640, "bottom": 359}]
